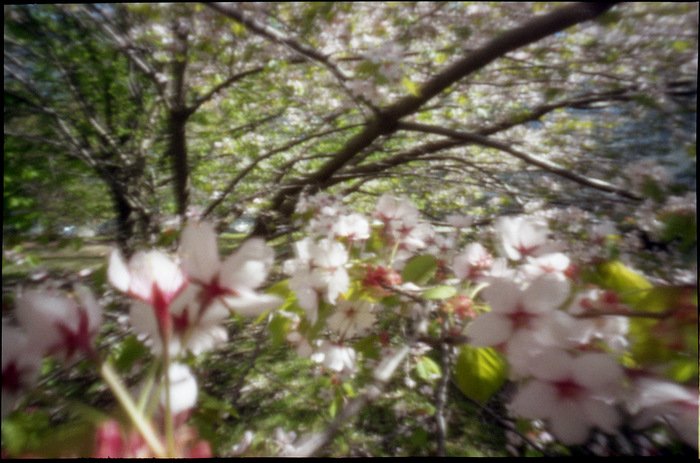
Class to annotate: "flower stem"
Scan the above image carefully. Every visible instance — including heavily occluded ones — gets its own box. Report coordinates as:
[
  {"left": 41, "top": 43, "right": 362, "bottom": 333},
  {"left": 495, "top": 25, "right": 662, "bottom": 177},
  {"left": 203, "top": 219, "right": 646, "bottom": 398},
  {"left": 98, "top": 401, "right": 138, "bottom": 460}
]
[
  {"left": 162, "top": 330, "right": 176, "bottom": 456},
  {"left": 100, "top": 361, "right": 166, "bottom": 458}
]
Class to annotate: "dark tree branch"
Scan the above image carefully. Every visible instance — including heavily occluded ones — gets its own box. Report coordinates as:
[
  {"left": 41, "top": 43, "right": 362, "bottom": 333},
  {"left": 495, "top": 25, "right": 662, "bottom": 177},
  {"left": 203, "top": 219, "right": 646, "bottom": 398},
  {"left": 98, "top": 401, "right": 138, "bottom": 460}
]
[{"left": 251, "top": 2, "right": 617, "bottom": 235}]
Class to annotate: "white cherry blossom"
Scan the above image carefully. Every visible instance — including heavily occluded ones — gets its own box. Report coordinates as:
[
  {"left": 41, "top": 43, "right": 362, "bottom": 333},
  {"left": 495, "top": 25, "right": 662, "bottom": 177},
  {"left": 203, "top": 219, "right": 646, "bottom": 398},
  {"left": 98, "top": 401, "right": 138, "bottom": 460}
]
[
  {"left": 161, "top": 363, "right": 198, "bottom": 416},
  {"left": 453, "top": 243, "right": 494, "bottom": 281},
  {"left": 326, "top": 299, "right": 376, "bottom": 339},
  {"left": 509, "top": 349, "right": 624, "bottom": 445},
  {"left": 627, "top": 377, "right": 699, "bottom": 449},
  {"left": 310, "top": 340, "right": 357, "bottom": 377},
  {"left": 15, "top": 286, "right": 102, "bottom": 362},
  {"left": 179, "top": 221, "right": 282, "bottom": 318},
  {"left": 285, "top": 238, "right": 349, "bottom": 324},
  {"left": 1, "top": 322, "right": 42, "bottom": 418},
  {"left": 494, "top": 216, "right": 560, "bottom": 261},
  {"left": 464, "top": 274, "right": 570, "bottom": 348}
]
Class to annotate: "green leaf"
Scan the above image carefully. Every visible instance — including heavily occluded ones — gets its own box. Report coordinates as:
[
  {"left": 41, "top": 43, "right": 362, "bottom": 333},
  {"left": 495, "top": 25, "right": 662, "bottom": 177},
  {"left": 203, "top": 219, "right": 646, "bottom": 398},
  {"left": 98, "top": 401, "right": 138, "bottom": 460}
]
[
  {"left": 353, "top": 334, "right": 381, "bottom": 360},
  {"left": 660, "top": 212, "right": 696, "bottom": 253},
  {"left": 402, "top": 255, "right": 438, "bottom": 285},
  {"left": 422, "top": 285, "right": 457, "bottom": 300},
  {"left": 415, "top": 355, "right": 441, "bottom": 383},
  {"left": 198, "top": 390, "right": 239, "bottom": 419},
  {"left": 110, "top": 335, "right": 149, "bottom": 373},
  {"left": 401, "top": 77, "right": 421, "bottom": 97},
  {"left": 268, "top": 312, "right": 292, "bottom": 347},
  {"left": 453, "top": 345, "right": 507, "bottom": 404},
  {"left": 584, "top": 260, "right": 652, "bottom": 307}
]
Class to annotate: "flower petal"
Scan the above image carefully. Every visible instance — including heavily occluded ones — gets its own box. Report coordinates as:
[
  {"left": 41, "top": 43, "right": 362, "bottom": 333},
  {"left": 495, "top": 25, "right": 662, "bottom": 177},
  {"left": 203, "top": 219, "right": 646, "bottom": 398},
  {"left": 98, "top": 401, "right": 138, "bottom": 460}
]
[
  {"left": 223, "top": 291, "right": 282, "bottom": 317},
  {"left": 522, "top": 274, "right": 570, "bottom": 313},
  {"left": 464, "top": 312, "right": 512, "bottom": 346},
  {"left": 179, "top": 221, "right": 220, "bottom": 284},
  {"left": 220, "top": 239, "right": 273, "bottom": 290},
  {"left": 509, "top": 380, "right": 557, "bottom": 419},
  {"left": 108, "top": 249, "right": 130, "bottom": 293},
  {"left": 481, "top": 278, "right": 521, "bottom": 313},
  {"left": 572, "top": 352, "right": 623, "bottom": 391}
]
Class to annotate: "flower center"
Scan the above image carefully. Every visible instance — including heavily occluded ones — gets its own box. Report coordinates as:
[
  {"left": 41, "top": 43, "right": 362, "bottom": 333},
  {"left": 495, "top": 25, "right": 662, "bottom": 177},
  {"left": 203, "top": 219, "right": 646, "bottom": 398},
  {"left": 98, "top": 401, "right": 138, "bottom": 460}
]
[{"left": 553, "top": 378, "right": 584, "bottom": 399}]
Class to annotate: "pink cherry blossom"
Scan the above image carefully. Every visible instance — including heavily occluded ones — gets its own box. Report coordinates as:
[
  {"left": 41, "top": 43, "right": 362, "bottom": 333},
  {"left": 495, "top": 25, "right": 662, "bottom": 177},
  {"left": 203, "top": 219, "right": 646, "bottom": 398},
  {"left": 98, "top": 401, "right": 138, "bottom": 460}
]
[
  {"left": 463, "top": 274, "right": 570, "bottom": 348},
  {"left": 285, "top": 238, "right": 349, "bottom": 324},
  {"left": 179, "top": 221, "right": 282, "bottom": 318},
  {"left": 2, "top": 322, "right": 42, "bottom": 418},
  {"left": 452, "top": 243, "right": 494, "bottom": 281},
  {"left": 627, "top": 377, "right": 699, "bottom": 449},
  {"left": 326, "top": 300, "right": 376, "bottom": 339},
  {"left": 509, "top": 349, "right": 624, "bottom": 445},
  {"left": 494, "top": 216, "right": 559, "bottom": 261},
  {"left": 109, "top": 249, "right": 187, "bottom": 335},
  {"left": 15, "top": 285, "right": 102, "bottom": 362}
]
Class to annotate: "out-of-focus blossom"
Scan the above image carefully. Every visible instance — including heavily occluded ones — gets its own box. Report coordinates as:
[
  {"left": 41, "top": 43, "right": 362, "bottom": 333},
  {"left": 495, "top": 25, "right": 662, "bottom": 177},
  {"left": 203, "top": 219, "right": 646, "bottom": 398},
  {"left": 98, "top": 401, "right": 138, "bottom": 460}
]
[
  {"left": 311, "top": 340, "right": 357, "bottom": 376},
  {"left": 627, "top": 377, "right": 699, "bottom": 449},
  {"left": 285, "top": 238, "right": 349, "bottom": 324},
  {"left": 93, "top": 419, "right": 211, "bottom": 458},
  {"left": 15, "top": 286, "right": 102, "bottom": 362},
  {"left": 1, "top": 323, "right": 42, "bottom": 418},
  {"left": 509, "top": 349, "right": 623, "bottom": 445},
  {"left": 463, "top": 274, "right": 570, "bottom": 348},
  {"left": 179, "top": 221, "right": 281, "bottom": 318},
  {"left": 161, "top": 363, "right": 198, "bottom": 416},
  {"left": 453, "top": 243, "right": 493, "bottom": 281},
  {"left": 327, "top": 299, "right": 376, "bottom": 339},
  {"left": 109, "top": 249, "right": 187, "bottom": 335},
  {"left": 494, "top": 216, "right": 559, "bottom": 261}
]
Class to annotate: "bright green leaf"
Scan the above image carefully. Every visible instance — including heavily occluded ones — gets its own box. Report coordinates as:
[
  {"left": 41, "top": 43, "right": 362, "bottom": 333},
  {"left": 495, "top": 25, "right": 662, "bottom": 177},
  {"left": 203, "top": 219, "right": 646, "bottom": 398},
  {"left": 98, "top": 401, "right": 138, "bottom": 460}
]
[
  {"left": 422, "top": 285, "right": 457, "bottom": 300},
  {"left": 402, "top": 255, "right": 438, "bottom": 285},
  {"left": 454, "top": 345, "right": 507, "bottom": 404},
  {"left": 415, "top": 355, "right": 441, "bottom": 383}
]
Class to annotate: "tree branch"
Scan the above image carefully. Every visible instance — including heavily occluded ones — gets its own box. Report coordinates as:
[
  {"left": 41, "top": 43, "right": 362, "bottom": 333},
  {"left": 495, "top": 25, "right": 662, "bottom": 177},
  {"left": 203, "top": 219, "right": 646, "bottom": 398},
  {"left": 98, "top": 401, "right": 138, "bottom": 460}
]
[
  {"left": 254, "top": 2, "right": 617, "bottom": 233},
  {"left": 396, "top": 121, "right": 641, "bottom": 201}
]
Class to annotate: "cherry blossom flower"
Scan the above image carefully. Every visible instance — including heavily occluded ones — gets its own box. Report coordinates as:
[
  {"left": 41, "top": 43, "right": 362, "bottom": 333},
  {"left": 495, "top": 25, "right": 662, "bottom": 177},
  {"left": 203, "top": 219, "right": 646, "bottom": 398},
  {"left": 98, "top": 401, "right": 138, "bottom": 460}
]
[
  {"left": 284, "top": 238, "right": 349, "bottom": 324},
  {"left": 453, "top": 243, "right": 494, "bottom": 281},
  {"left": 15, "top": 285, "right": 102, "bottom": 362},
  {"left": 494, "top": 216, "right": 559, "bottom": 261},
  {"left": 627, "top": 377, "right": 699, "bottom": 449},
  {"left": 374, "top": 194, "right": 421, "bottom": 226},
  {"left": 326, "top": 299, "right": 376, "bottom": 339},
  {"left": 463, "top": 274, "right": 570, "bottom": 348},
  {"left": 508, "top": 349, "right": 624, "bottom": 445},
  {"left": 2, "top": 323, "right": 42, "bottom": 418},
  {"left": 109, "top": 249, "right": 187, "bottom": 336},
  {"left": 310, "top": 340, "right": 357, "bottom": 376},
  {"left": 179, "top": 221, "right": 282, "bottom": 318},
  {"left": 519, "top": 252, "right": 571, "bottom": 282},
  {"left": 161, "top": 363, "right": 198, "bottom": 416},
  {"left": 331, "top": 213, "right": 370, "bottom": 241}
]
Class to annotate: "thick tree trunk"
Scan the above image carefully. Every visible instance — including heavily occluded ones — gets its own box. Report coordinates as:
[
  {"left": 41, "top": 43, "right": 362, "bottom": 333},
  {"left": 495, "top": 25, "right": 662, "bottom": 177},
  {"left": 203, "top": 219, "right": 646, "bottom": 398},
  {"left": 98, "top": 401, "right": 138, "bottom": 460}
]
[{"left": 169, "top": 110, "right": 190, "bottom": 219}]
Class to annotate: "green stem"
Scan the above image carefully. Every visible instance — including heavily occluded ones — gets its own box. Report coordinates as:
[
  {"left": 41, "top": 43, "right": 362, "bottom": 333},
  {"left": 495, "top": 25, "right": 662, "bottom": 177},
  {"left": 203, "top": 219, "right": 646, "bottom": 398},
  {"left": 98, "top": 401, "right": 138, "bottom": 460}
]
[
  {"left": 136, "top": 361, "right": 159, "bottom": 414},
  {"left": 100, "top": 361, "right": 166, "bottom": 458},
  {"left": 162, "top": 330, "right": 176, "bottom": 456}
]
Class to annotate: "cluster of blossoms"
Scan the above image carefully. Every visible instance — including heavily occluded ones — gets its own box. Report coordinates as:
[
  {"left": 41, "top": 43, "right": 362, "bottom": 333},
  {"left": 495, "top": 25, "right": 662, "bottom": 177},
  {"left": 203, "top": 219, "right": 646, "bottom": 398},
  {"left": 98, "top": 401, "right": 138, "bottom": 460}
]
[
  {"left": 283, "top": 191, "right": 697, "bottom": 451},
  {"left": 453, "top": 215, "right": 697, "bottom": 447},
  {"left": 2, "top": 191, "right": 697, "bottom": 456},
  {"left": 2, "top": 220, "right": 283, "bottom": 457}
]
